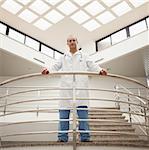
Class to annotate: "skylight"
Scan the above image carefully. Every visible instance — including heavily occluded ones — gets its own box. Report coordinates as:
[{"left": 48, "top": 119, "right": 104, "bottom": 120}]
[
  {"left": 73, "top": 0, "right": 91, "bottom": 6},
  {"left": 16, "top": 0, "right": 31, "bottom": 5},
  {"left": 84, "top": 1, "right": 105, "bottom": 16},
  {"left": 101, "top": 0, "right": 121, "bottom": 7},
  {"left": 34, "top": 18, "right": 52, "bottom": 30},
  {"left": 45, "top": 10, "right": 64, "bottom": 24},
  {"left": 70, "top": 10, "right": 90, "bottom": 24},
  {"left": 129, "top": 0, "right": 148, "bottom": 8},
  {"left": 82, "top": 19, "right": 101, "bottom": 31},
  {"left": 44, "top": 0, "right": 61, "bottom": 6},
  {"left": 1, "top": 0, "right": 22, "bottom": 14},
  {"left": 57, "top": 0, "right": 78, "bottom": 15},
  {"left": 0, "top": 0, "right": 147, "bottom": 33},
  {"left": 29, "top": 0, "right": 49, "bottom": 15},
  {"left": 111, "top": 1, "right": 132, "bottom": 16},
  {"left": 96, "top": 11, "right": 116, "bottom": 24},
  {"left": 19, "top": 9, "right": 38, "bottom": 23}
]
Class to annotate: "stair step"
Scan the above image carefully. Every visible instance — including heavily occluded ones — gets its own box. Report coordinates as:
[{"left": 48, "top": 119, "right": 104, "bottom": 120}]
[
  {"left": 89, "top": 123, "right": 131, "bottom": 126},
  {"left": 90, "top": 131, "right": 138, "bottom": 136},
  {"left": 90, "top": 134, "right": 137, "bottom": 137},
  {"left": 2, "top": 140, "right": 149, "bottom": 147},
  {"left": 90, "top": 107, "right": 119, "bottom": 110},
  {"left": 89, "top": 116, "right": 125, "bottom": 119},
  {"left": 89, "top": 109, "right": 120, "bottom": 112},
  {"left": 89, "top": 114, "right": 123, "bottom": 117},
  {"left": 90, "top": 127, "right": 135, "bottom": 132},
  {"left": 88, "top": 119, "right": 128, "bottom": 123},
  {"left": 89, "top": 112, "right": 122, "bottom": 115},
  {"left": 78, "top": 140, "right": 149, "bottom": 147},
  {"left": 91, "top": 137, "right": 140, "bottom": 141}
]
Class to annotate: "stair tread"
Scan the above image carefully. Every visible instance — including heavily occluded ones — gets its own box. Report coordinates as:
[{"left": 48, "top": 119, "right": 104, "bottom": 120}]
[
  {"left": 89, "top": 116, "right": 125, "bottom": 119},
  {"left": 2, "top": 140, "right": 149, "bottom": 147},
  {"left": 91, "top": 138, "right": 140, "bottom": 141},
  {"left": 89, "top": 123, "right": 131, "bottom": 126},
  {"left": 90, "top": 128, "right": 135, "bottom": 131}
]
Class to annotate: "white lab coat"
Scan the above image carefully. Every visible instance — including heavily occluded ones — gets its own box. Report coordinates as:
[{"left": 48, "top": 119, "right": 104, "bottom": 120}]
[{"left": 49, "top": 50, "right": 102, "bottom": 108}]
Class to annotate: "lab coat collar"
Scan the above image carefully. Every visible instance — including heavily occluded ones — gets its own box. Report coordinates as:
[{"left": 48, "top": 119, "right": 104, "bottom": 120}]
[{"left": 65, "top": 50, "right": 81, "bottom": 57}]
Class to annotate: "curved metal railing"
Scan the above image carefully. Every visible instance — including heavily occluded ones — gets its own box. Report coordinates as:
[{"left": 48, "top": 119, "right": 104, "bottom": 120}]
[{"left": 0, "top": 72, "right": 149, "bottom": 149}]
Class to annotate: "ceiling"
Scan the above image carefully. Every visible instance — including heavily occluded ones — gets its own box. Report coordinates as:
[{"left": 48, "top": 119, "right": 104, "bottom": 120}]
[{"left": 0, "top": 0, "right": 148, "bottom": 53}]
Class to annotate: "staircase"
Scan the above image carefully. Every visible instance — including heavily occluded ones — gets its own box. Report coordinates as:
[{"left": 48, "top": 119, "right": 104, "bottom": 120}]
[
  {"left": 1, "top": 107, "right": 149, "bottom": 149},
  {"left": 85, "top": 107, "right": 149, "bottom": 147}
]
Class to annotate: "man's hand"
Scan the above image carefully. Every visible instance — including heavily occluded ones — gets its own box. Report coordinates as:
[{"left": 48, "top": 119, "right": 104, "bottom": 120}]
[
  {"left": 99, "top": 69, "right": 107, "bottom": 75},
  {"left": 41, "top": 68, "right": 49, "bottom": 75}
]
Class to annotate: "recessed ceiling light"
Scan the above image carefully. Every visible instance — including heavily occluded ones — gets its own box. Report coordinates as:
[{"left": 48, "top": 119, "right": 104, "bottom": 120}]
[
  {"left": 111, "top": 1, "right": 132, "bottom": 16},
  {"left": 84, "top": 0, "right": 105, "bottom": 16},
  {"left": 96, "top": 11, "right": 116, "bottom": 24},
  {"left": 29, "top": 0, "right": 50, "bottom": 15},
  {"left": 101, "top": 0, "right": 121, "bottom": 7},
  {"left": 82, "top": 19, "right": 101, "bottom": 31},
  {"left": 45, "top": 10, "right": 64, "bottom": 24},
  {"left": 1, "top": 0, "right": 22, "bottom": 14},
  {"left": 129, "top": 0, "right": 148, "bottom": 8},
  {"left": 73, "top": 0, "right": 91, "bottom": 6},
  {"left": 16, "top": 0, "right": 31, "bottom": 5},
  {"left": 57, "top": 0, "right": 78, "bottom": 15},
  {"left": 19, "top": 9, "right": 38, "bottom": 23},
  {"left": 70, "top": 10, "right": 90, "bottom": 24},
  {"left": 34, "top": 18, "right": 52, "bottom": 30},
  {"left": 44, "top": 0, "right": 61, "bottom": 5}
]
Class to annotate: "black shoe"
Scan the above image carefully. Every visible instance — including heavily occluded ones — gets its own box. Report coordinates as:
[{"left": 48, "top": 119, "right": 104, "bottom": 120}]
[
  {"left": 81, "top": 139, "right": 91, "bottom": 142},
  {"left": 57, "top": 139, "right": 68, "bottom": 142}
]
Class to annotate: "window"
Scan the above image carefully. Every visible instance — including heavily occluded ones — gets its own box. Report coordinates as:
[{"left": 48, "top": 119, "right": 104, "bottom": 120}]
[
  {"left": 129, "top": 20, "right": 147, "bottom": 36},
  {"left": 111, "top": 29, "right": 127, "bottom": 44},
  {"left": 0, "top": 23, "right": 7, "bottom": 34},
  {"left": 25, "top": 36, "right": 39, "bottom": 51},
  {"left": 41, "top": 44, "right": 54, "bottom": 58},
  {"left": 97, "top": 36, "right": 111, "bottom": 51},
  {"left": 55, "top": 51, "right": 62, "bottom": 60},
  {"left": 8, "top": 29, "right": 25, "bottom": 43}
]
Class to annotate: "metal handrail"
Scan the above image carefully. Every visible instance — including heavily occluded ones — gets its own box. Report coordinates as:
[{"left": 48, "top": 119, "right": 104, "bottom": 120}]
[
  {"left": 114, "top": 84, "right": 149, "bottom": 139},
  {"left": 0, "top": 99, "right": 148, "bottom": 118},
  {"left": 0, "top": 118, "right": 148, "bottom": 128},
  {"left": 1, "top": 130, "right": 149, "bottom": 139},
  {"left": 0, "top": 72, "right": 148, "bottom": 89},
  {"left": 0, "top": 98, "right": 149, "bottom": 112},
  {"left": 0, "top": 88, "right": 148, "bottom": 103},
  {"left": 0, "top": 72, "right": 149, "bottom": 148},
  {"left": 116, "top": 84, "right": 147, "bottom": 104}
]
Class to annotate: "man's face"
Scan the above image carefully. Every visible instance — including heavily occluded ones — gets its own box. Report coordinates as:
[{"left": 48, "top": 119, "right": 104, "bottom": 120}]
[{"left": 67, "top": 37, "right": 78, "bottom": 49}]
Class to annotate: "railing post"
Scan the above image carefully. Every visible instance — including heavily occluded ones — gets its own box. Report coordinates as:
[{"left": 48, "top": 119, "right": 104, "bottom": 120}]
[
  {"left": 3, "top": 88, "right": 9, "bottom": 115},
  {"left": 143, "top": 107, "right": 149, "bottom": 138},
  {"left": 128, "top": 95, "right": 132, "bottom": 123},
  {"left": 0, "top": 137, "right": 2, "bottom": 147},
  {"left": 114, "top": 85, "right": 120, "bottom": 109},
  {"left": 37, "top": 90, "right": 40, "bottom": 117},
  {"left": 72, "top": 73, "right": 77, "bottom": 150}
]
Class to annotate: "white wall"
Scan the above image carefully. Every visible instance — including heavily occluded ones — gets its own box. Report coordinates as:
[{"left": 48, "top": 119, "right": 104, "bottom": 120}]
[
  {"left": 81, "top": 40, "right": 96, "bottom": 55},
  {"left": 0, "top": 52, "right": 2, "bottom": 74}
]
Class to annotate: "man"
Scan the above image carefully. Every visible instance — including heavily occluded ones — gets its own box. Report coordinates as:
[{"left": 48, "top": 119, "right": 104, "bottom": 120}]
[{"left": 42, "top": 35, "right": 107, "bottom": 142}]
